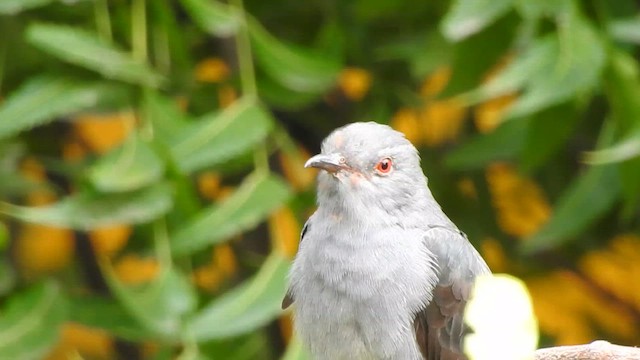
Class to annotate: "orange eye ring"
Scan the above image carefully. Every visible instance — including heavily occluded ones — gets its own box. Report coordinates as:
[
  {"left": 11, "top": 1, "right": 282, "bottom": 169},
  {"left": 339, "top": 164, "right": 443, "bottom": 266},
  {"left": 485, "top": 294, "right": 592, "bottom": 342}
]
[{"left": 375, "top": 158, "right": 393, "bottom": 174}]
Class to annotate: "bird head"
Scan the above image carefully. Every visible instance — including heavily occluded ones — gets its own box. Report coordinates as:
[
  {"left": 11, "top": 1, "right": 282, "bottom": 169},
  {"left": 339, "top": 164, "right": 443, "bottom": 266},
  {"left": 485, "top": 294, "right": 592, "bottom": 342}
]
[{"left": 306, "top": 122, "right": 429, "bottom": 218}]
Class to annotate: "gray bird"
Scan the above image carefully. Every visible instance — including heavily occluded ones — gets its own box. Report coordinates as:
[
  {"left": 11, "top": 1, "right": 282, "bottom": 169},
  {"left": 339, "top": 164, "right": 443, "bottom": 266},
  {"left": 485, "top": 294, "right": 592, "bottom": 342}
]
[{"left": 282, "top": 122, "right": 491, "bottom": 360}]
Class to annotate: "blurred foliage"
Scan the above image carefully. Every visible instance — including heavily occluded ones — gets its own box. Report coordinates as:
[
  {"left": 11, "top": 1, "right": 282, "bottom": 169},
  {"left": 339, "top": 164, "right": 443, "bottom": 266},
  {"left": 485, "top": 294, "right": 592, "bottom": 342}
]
[{"left": 0, "top": 0, "right": 640, "bottom": 359}]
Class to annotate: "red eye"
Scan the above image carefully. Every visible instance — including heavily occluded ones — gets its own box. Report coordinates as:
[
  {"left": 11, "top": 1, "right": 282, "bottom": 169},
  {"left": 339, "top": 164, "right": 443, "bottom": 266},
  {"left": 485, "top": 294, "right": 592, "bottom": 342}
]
[{"left": 375, "top": 158, "right": 392, "bottom": 174}]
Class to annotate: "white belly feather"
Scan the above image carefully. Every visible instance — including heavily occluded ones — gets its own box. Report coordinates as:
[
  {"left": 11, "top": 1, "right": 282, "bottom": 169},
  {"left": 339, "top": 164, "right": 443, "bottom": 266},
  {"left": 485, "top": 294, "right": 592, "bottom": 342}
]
[{"left": 290, "top": 225, "right": 437, "bottom": 360}]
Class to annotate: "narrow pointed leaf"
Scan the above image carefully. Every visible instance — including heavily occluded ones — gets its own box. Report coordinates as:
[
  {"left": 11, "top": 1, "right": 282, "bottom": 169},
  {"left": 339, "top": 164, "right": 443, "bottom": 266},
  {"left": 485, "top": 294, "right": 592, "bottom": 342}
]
[
  {"left": 440, "top": 15, "right": 516, "bottom": 97},
  {"left": 89, "top": 135, "right": 165, "bottom": 192},
  {"left": 27, "top": 23, "right": 164, "bottom": 87},
  {"left": 0, "top": 76, "right": 114, "bottom": 141},
  {"left": 0, "top": 0, "right": 52, "bottom": 14},
  {"left": 522, "top": 123, "right": 620, "bottom": 254},
  {"left": 172, "top": 173, "right": 291, "bottom": 255},
  {"left": 609, "top": 17, "right": 640, "bottom": 44},
  {"left": 584, "top": 133, "right": 640, "bottom": 164},
  {"left": 441, "top": 0, "right": 514, "bottom": 41},
  {"left": 188, "top": 253, "right": 289, "bottom": 341},
  {"left": 464, "top": 11, "right": 605, "bottom": 119},
  {"left": 103, "top": 265, "right": 197, "bottom": 339},
  {"left": 445, "top": 119, "right": 528, "bottom": 170},
  {"left": 257, "top": 76, "right": 322, "bottom": 110},
  {"left": 249, "top": 18, "right": 341, "bottom": 93},
  {"left": 587, "top": 50, "right": 640, "bottom": 216},
  {"left": 1, "top": 183, "right": 173, "bottom": 230},
  {"left": 520, "top": 103, "right": 579, "bottom": 172},
  {"left": 587, "top": 50, "right": 640, "bottom": 165},
  {"left": 522, "top": 164, "right": 619, "bottom": 254},
  {"left": 0, "top": 282, "right": 66, "bottom": 360},
  {"left": 179, "top": 0, "right": 239, "bottom": 37},
  {"left": 171, "top": 98, "right": 273, "bottom": 174},
  {"left": 68, "top": 296, "right": 154, "bottom": 341},
  {"left": 143, "top": 90, "right": 190, "bottom": 145}
]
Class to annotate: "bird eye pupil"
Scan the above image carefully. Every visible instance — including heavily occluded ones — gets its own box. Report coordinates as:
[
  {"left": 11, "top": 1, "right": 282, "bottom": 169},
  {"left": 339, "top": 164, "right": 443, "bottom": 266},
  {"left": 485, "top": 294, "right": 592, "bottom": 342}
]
[{"left": 375, "top": 158, "right": 392, "bottom": 173}]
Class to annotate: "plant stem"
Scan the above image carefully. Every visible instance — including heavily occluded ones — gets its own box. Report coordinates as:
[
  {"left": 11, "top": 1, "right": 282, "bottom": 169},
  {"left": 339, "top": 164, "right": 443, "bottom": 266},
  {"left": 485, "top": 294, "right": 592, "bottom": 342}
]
[
  {"left": 94, "top": 0, "right": 112, "bottom": 43},
  {"left": 254, "top": 143, "right": 270, "bottom": 176},
  {"left": 231, "top": 0, "right": 257, "bottom": 98},
  {"left": 132, "top": 0, "right": 148, "bottom": 63}
]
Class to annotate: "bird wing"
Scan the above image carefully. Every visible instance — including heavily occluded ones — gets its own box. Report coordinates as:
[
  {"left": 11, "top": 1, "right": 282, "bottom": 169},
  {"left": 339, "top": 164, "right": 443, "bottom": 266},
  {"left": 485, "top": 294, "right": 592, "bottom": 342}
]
[
  {"left": 414, "top": 226, "right": 490, "bottom": 360},
  {"left": 281, "top": 220, "right": 311, "bottom": 309}
]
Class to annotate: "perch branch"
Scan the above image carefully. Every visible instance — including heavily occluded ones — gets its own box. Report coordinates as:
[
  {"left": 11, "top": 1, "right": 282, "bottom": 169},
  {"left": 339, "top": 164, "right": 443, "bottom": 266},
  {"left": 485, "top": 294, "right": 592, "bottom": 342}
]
[{"left": 534, "top": 340, "right": 640, "bottom": 360}]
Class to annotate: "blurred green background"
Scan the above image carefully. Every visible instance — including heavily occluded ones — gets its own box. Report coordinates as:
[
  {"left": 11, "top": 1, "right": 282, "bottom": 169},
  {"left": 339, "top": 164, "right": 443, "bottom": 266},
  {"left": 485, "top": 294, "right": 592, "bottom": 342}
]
[{"left": 1, "top": 0, "right": 640, "bottom": 359}]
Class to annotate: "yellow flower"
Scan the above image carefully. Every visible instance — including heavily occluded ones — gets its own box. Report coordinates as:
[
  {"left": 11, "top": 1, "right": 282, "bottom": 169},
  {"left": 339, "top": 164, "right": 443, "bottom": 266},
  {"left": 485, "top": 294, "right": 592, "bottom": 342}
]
[
  {"left": 473, "top": 54, "right": 516, "bottom": 133},
  {"left": 195, "top": 57, "right": 230, "bottom": 83},
  {"left": 89, "top": 224, "right": 131, "bottom": 258},
  {"left": 419, "top": 99, "right": 466, "bottom": 147},
  {"left": 579, "top": 234, "right": 640, "bottom": 312},
  {"left": 193, "top": 244, "right": 238, "bottom": 292},
  {"left": 14, "top": 223, "right": 75, "bottom": 277},
  {"left": 46, "top": 323, "right": 114, "bottom": 360},
  {"left": 20, "top": 157, "right": 56, "bottom": 206},
  {"left": 474, "top": 94, "right": 516, "bottom": 133},
  {"left": 486, "top": 163, "right": 551, "bottom": 238},
  {"left": 213, "top": 243, "right": 237, "bottom": 277},
  {"left": 338, "top": 67, "right": 372, "bottom": 101},
  {"left": 62, "top": 140, "right": 86, "bottom": 162},
  {"left": 527, "top": 271, "right": 638, "bottom": 345},
  {"left": 420, "top": 66, "right": 451, "bottom": 98},
  {"left": 269, "top": 206, "right": 301, "bottom": 258},
  {"left": 391, "top": 108, "right": 422, "bottom": 146},
  {"left": 279, "top": 145, "right": 316, "bottom": 192},
  {"left": 457, "top": 177, "right": 477, "bottom": 199},
  {"left": 74, "top": 112, "right": 134, "bottom": 154},
  {"left": 114, "top": 255, "right": 159, "bottom": 285},
  {"left": 197, "top": 171, "right": 223, "bottom": 200},
  {"left": 480, "top": 238, "right": 508, "bottom": 273}
]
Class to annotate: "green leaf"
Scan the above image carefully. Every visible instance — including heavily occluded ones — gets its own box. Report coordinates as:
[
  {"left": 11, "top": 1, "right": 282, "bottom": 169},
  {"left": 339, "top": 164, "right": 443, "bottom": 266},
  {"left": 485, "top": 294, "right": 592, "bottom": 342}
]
[
  {"left": 27, "top": 23, "right": 164, "bottom": 87},
  {"left": 257, "top": 75, "right": 322, "bottom": 110},
  {"left": 171, "top": 98, "right": 273, "bottom": 174},
  {"left": 198, "top": 334, "right": 272, "bottom": 360},
  {"left": 68, "top": 295, "right": 154, "bottom": 341},
  {"left": 609, "top": 17, "right": 640, "bottom": 44},
  {"left": 0, "top": 75, "right": 114, "bottom": 141},
  {"left": 172, "top": 173, "right": 291, "bottom": 255},
  {"left": 464, "top": 11, "right": 605, "bottom": 119},
  {"left": 520, "top": 103, "right": 579, "bottom": 173},
  {"left": 441, "top": 0, "right": 514, "bottom": 41},
  {"left": 584, "top": 133, "right": 640, "bottom": 164},
  {"left": 179, "top": 0, "right": 239, "bottom": 37},
  {"left": 586, "top": 50, "right": 640, "bottom": 164},
  {"left": 89, "top": 135, "right": 165, "bottom": 192},
  {"left": 585, "top": 50, "right": 640, "bottom": 217},
  {"left": 281, "top": 337, "right": 311, "bottom": 360},
  {"left": 0, "top": 282, "right": 67, "bottom": 360},
  {"left": 1, "top": 182, "right": 173, "bottom": 230},
  {"left": 0, "top": 0, "right": 52, "bottom": 14},
  {"left": 248, "top": 18, "right": 341, "bottom": 93},
  {"left": 187, "top": 253, "right": 289, "bottom": 341},
  {"left": 143, "top": 90, "right": 191, "bottom": 145},
  {"left": 440, "top": 14, "right": 517, "bottom": 97},
  {"left": 513, "top": 0, "right": 572, "bottom": 20},
  {"left": 522, "top": 122, "right": 620, "bottom": 254},
  {"left": 446, "top": 119, "right": 528, "bottom": 170},
  {"left": 104, "top": 265, "right": 197, "bottom": 339}
]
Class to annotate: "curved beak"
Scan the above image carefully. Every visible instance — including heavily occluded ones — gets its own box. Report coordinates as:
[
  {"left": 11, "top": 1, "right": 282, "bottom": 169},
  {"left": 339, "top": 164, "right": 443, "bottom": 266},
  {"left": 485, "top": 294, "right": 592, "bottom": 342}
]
[{"left": 304, "top": 153, "right": 345, "bottom": 173}]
